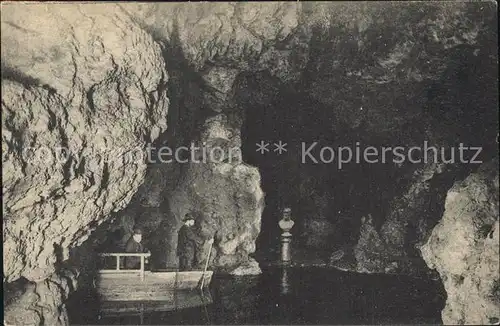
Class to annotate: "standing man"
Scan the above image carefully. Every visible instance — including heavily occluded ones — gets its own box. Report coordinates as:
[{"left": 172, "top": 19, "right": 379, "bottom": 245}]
[
  {"left": 177, "top": 213, "right": 203, "bottom": 271},
  {"left": 124, "top": 227, "right": 147, "bottom": 269}
]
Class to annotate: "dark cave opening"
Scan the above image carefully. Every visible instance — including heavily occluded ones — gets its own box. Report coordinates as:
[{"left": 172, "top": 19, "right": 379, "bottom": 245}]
[
  {"left": 238, "top": 25, "right": 498, "bottom": 263},
  {"left": 238, "top": 74, "right": 418, "bottom": 259}
]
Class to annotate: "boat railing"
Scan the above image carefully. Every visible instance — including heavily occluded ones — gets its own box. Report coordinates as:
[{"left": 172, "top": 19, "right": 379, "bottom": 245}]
[{"left": 98, "top": 253, "right": 151, "bottom": 281}]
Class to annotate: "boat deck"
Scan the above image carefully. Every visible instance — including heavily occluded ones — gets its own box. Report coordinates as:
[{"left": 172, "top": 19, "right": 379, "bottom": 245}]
[{"left": 95, "top": 253, "right": 213, "bottom": 301}]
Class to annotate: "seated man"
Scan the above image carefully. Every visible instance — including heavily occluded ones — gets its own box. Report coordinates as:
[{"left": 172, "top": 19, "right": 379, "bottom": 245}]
[{"left": 124, "top": 227, "right": 147, "bottom": 269}]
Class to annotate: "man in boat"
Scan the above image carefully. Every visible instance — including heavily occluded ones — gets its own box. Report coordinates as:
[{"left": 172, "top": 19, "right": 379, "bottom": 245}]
[
  {"left": 124, "top": 227, "right": 147, "bottom": 269},
  {"left": 177, "top": 213, "right": 204, "bottom": 271}
]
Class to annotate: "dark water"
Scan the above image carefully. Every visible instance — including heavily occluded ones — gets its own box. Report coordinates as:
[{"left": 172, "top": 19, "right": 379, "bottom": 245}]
[{"left": 69, "top": 267, "right": 445, "bottom": 325}]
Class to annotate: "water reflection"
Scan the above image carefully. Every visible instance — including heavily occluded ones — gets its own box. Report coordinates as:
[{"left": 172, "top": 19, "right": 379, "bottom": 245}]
[
  {"left": 98, "top": 291, "right": 213, "bottom": 325},
  {"left": 69, "top": 267, "right": 446, "bottom": 325},
  {"left": 280, "top": 267, "right": 290, "bottom": 295}
]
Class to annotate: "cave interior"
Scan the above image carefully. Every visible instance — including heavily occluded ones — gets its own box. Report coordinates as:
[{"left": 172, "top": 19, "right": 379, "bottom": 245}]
[{"left": 2, "top": 2, "right": 499, "bottom": 325}]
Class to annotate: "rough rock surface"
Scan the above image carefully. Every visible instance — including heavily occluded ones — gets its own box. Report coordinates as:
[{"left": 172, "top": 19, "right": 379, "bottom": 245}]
[
  {"left": 353, "top": 162, "right": 451, "bottom": 274},
  {"left": 421, "top": 161, "right": 499, "bottom": 325},
  {"left": 230, "top": 258, "right": 262, "bottom": 276},
  {"left": 303, "top": 2, "right": 496, "bottom": 136},
  {"left": 168, "top": 114, "right": 265, "bottom": 272},
  {"left": 125, "top": 2, "right": 307, "bottom": 80},
  {"left": 2, "top": 4, "right": 169, "bottom": 283},
  {"left": 4, "top": 269, "right": 78, "bottom": 326},
  {"left": 217, "top": 275, "right": 261, "bottom": 323},
  {"left": 230, "top": 0, "right": 497, "bottom": 257}
]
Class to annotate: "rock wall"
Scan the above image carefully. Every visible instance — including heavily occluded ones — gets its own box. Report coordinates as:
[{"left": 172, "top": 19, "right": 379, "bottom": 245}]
[
  {"left": 2, "top": 4, "right": 169, "bottom": 284},
  {"left": 4, "top": 269, "right": 78, "bottom": 326},
  {"left": 421, "top": 161, "right": 499, "bottom": 325},
  {"left": 353, "top": 163, "right": 452, "bottom": 274},
  {"left": 126, "top": 2, "right": 306, "bottom": 82},
  {"left": 168, "top": 114, "right": 265, "bottom": 274},
  {"left": 1, "top": 4, "right": 169, "bottom": 324}
]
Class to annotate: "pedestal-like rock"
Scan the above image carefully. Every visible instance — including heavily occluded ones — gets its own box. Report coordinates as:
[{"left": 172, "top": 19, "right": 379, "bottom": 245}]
[{"left": 168, "top": 114, "right": 265, "bottom": 272}]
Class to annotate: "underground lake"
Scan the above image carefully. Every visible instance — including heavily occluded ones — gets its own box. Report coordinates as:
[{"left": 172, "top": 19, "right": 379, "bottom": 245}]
[{"left": 67, "top": 266, "right": 445, "bottom": 325}]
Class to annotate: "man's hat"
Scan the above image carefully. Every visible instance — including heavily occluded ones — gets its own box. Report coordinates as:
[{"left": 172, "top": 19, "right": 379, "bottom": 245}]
[
  {"left": 182, "top": 213, "right": 195, "bottom": 222},
  {"left": 133, "top": 226, "right": 142, "bottom": 235}
]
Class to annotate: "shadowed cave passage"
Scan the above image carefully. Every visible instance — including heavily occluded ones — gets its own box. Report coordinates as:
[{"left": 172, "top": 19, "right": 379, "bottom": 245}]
[
  {"left": 239, "top": 83, "right": 411, "bottom": 257},
  {"left": 238, "top": 37, "right": 498, "bottom": 262}
]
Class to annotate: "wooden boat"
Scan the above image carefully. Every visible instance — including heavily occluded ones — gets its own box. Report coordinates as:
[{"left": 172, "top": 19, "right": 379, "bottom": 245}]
[
  {"left": 100, "top": 290, "right": 213, "bottom": 312},
  {"left": 95, "top": 253, "right": 213, "bottom": 301},
  {"left": 98, "top": 287, "right": 213, "bottom": 324},
  {"left": 100, "top": 291, "right": 213, "bottom": 315}
]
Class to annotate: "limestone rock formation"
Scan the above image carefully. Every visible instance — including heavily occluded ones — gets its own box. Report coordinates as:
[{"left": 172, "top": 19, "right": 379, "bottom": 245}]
[
  {"left": 168, "top": 114, "right": 265, "bottom": 272},
  {"left": 217, "top": 275, "right": 261, "bottom": 323},
  {"left": 353, "top": 162, "right": 452, "bottom": 274},
  {"left": 2, "top": 4, "right": 169, "bottom": 284},
  {"left": 4, "top": 269, "right": 78, "bottom": 326},
  {"left": 230, "top": 258, "right": 262, "bottom": 276},
  {"left": 125, "top": 2, "right": 306, "bottom": 79},
  {"left": 421, "top": 161, "right": 499, "bottom": 325},
  {"left": 303, "top": 1, "right": 496, "bottom": 136}
]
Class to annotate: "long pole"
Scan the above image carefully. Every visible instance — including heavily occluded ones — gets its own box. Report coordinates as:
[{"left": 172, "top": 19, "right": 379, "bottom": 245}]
[{"left": 199, "top": 240, "right": 213, "bottom": 290}]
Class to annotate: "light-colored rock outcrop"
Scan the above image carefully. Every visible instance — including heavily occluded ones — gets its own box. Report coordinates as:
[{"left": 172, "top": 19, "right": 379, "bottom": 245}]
[
  {"left": 4, "top": 269, "right": 78, "bottom": 326},
  {"left": 168, "top": 114, "right": 264, "bottom": 272},
  {"left": 2, "top": 4, "right": 169, "bottom": 283},
  {"left": 421, "top": 161, "right": 499, "bottom": 325},
  {"left": 353, "top": 163, "right": 450, "bottom": 274},
  {"left": 230, "top": 258, "right": 262, "bottom": 276},
  {"left": 123, "top": 2, "right": 305, "bottom": 77}
]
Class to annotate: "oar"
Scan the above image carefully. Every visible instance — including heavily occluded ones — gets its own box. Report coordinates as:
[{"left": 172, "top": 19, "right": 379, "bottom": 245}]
[{"left": 199, "top": 239, "right": 214, "bottom": 290}]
